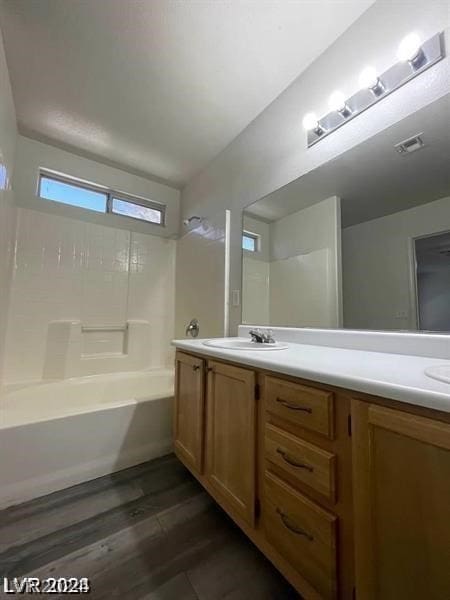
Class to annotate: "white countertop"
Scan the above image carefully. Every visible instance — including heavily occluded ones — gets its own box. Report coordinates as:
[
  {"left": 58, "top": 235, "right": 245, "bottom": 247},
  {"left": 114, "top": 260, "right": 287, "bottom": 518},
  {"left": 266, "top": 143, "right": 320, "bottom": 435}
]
[{"left": 172, "top": 337, "right": 450, "bottom": 414}]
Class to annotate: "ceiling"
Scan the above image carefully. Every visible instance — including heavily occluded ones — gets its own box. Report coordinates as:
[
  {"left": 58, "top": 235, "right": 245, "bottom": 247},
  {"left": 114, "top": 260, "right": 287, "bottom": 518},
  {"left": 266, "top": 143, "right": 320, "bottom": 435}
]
[
  {"left": 0, "top": 0, "right": 373, "bottom": 188},
  {"left": 245, "top": 94, "right": 450, "bottom": 227}
]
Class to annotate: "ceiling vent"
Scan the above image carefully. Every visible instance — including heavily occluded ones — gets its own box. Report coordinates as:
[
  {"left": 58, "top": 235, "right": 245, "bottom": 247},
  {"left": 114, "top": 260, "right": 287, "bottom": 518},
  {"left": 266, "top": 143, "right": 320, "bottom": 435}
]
[{"left": 395, "top": 133, "right": 425, "bottom": 155}]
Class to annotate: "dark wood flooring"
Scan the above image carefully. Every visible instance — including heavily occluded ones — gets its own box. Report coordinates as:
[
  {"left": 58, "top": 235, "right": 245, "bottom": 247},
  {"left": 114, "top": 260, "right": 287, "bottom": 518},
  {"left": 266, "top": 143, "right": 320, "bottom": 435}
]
[{"left": 0, "top": 454, "right": 298, "bottom": 599}]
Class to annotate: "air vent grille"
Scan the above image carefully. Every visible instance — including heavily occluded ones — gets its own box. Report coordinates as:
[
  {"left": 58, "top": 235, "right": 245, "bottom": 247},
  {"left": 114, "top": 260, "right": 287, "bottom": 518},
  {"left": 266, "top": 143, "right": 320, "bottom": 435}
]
[{"left": 395, "top": 134, "right": 425, "bottom": 155}]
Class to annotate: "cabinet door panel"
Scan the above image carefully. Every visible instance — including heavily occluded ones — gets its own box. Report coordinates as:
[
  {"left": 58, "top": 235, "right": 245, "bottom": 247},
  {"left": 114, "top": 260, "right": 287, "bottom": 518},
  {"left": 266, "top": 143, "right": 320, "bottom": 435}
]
[
  {"left": 352, "top": 401, "right": 450, "bottom": 600},
  {"left": 174, "top": 352, "right": 205, "bottom": 474},
  {"left": 205, "top": 361, "right": 256, "bottom": 526}
]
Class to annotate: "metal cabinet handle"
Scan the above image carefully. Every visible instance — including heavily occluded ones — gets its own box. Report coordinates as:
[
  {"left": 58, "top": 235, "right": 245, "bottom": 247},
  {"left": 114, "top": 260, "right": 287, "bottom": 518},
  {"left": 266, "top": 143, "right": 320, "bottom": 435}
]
[
  {"left": 276, "top": 508, "right": 314, "bottom": 541},
  {"left": 276, "top": 397, "right": 312, "bottom": 413},
  {"left": 192, "top": 365, "right": 200, "bottom": 372},
  {"left": 207, "top": 367, "right": 214, "bottom": 373},
  {"left": 276, "top": 447, "right": 313, "bottom": 472}
]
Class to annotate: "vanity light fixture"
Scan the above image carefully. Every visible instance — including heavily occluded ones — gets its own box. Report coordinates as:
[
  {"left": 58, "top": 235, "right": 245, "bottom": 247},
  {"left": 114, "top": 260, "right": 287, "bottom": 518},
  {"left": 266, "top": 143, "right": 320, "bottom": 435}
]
[{"left": 303, "top": 31, "right": 444, "bottom": 147}]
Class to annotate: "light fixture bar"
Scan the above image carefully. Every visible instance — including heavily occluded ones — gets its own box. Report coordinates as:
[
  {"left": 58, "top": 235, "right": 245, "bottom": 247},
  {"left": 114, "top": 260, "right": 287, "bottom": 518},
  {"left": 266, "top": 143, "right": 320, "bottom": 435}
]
[{"left": 306, "top": 32, "right": 444, "bottom": 147}]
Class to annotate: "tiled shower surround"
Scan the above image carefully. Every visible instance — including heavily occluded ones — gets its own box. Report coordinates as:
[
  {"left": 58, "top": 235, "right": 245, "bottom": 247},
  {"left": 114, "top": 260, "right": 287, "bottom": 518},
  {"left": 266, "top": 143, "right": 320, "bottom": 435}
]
[{"left": 4, "top": 207, "right": 176, "bottom": 384}]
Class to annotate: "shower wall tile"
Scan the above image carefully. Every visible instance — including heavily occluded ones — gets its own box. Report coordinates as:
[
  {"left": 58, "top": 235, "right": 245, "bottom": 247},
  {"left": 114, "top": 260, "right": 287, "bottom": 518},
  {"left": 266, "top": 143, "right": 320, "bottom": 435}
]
[
  {"left": 4, "top": 208, "right": 176, "bottom": 383},
  {"left": 128, "top": 232, "right": 176, "bottom": 368}
]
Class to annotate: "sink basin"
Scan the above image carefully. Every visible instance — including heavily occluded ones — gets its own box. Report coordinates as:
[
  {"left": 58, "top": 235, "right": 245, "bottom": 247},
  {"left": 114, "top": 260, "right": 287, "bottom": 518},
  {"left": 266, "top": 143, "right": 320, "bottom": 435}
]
[
  {"left": 424, "top": 365, "right": 450, "bottom": 384},
  {"left": 202, "top": 338, "right": 288, "bottom": 351}
]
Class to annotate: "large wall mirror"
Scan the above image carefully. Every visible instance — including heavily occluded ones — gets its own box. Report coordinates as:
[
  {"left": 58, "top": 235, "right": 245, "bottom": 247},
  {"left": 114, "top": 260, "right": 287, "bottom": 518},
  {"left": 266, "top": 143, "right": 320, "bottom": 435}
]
[{"left": 242, "top": 95, "right": 450, "bottom": 332}]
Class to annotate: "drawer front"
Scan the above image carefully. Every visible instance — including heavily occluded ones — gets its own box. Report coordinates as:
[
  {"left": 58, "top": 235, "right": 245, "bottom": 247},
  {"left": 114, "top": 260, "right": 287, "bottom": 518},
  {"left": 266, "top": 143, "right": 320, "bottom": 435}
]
[
  {"left": 264, "top": 471, "right": 337, "bottom": 600},
  {"left": 265, "top": 424, "right": 336, "bottom": 502},
  {"left": 265, "top": 376, "right": 334, "bottom": 438}
]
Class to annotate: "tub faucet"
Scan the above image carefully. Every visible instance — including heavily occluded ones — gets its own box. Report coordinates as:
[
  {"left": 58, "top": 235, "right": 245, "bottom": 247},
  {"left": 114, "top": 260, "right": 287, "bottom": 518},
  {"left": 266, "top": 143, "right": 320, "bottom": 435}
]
[
  {"left": 249, "top": 328, "right": 275, "bottom": 344},
  {"left": 186, "top": 318, "right": 199, "bottom": 338}
]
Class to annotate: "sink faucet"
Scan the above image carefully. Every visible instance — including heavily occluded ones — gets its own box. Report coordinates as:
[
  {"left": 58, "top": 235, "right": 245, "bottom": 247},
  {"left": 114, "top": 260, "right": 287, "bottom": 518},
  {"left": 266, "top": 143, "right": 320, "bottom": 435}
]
[{"left": 249, "top": 328, "right": 275, "bottom": 344}]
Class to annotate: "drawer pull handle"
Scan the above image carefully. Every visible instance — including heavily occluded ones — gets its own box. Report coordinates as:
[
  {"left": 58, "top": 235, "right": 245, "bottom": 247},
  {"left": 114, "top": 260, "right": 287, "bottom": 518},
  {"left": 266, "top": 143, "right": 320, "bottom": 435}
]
[
  {"left": 276, "top": 397, "right": 312, "bottom": 413},
  {"left": 276, "top": 448, "right": 313, "bottom": 472},
  {"left": 276, "top": 508, "right": 314, "bottom": 541},
  {"left": 192, "top": 365, "right": 200, "bottom": 371}
]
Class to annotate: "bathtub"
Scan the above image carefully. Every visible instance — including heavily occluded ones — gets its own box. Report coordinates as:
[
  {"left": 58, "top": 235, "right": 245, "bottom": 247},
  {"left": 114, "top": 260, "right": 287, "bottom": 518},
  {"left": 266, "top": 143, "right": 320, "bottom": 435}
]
[{"left": 0, "top": 369, "right": 174, "bottom": 509}]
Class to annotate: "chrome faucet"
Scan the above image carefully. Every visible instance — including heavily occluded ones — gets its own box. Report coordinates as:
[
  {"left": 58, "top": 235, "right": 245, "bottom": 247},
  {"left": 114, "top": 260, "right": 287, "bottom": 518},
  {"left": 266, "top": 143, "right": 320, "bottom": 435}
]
[{"left": 249, "top": 328, "right": 275, "bottom": 344}]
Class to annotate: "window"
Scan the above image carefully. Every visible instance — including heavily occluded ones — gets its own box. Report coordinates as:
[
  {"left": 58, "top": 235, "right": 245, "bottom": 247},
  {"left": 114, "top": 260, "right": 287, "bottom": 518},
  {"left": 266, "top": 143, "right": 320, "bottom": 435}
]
[
  {"left": 39, "top": 174, "right": 107, "bottom": 213},
  {"left": 242, "top": 231, "right": 259, "bottom": 252},
  {"left": 111, "top": 196, "right": 164, "bottom": 225},
  {"left": 38, "top": 171, "right": 165, "bottom": 226}
]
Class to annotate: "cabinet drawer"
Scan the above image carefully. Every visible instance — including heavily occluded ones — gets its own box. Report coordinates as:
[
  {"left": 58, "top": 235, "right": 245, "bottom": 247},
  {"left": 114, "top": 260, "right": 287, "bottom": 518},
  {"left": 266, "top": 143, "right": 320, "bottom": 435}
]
[
  {"left": 265, "top": 424, "right": 336, "bottom": 502},
  {"left": 264, "top": 471, "right": 337, "bottom": 600},
  {"left": 265, "top": 376, "right": 334, "bottom": 438}
]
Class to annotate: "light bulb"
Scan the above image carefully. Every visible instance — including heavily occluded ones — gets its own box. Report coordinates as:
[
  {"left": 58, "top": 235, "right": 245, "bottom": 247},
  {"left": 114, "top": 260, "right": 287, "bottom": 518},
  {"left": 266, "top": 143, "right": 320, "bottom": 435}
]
[
  {"left": 359, "top": 66, "right": 379, "bottom": 89},
  {"left": 397, "top": 32, "right": 422, "bottom": 62},
  {"left": 302, "top": 112, "right": 319, "bottom": 131},
  {"left": 328, "top": 91, "right": 347, "bottom": 112},
  {"left": 359, "top": 66, "right": 385, "bottom": 96}
]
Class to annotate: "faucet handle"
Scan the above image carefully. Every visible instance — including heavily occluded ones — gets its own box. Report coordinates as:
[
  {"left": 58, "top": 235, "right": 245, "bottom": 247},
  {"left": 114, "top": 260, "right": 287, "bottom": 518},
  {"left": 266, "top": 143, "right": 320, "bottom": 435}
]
[
  {"left": 249, "top": 328, "right": 275, "bottom": 344},
  {"left": 249, "top": 328, "right": 264, "bottom": 343}
]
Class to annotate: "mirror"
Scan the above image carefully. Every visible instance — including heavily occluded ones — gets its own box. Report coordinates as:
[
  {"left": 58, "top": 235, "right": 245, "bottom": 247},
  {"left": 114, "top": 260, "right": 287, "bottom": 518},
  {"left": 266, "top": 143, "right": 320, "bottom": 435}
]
[{"left": 242, "top": 95, "right": 450, "bottom": 331}]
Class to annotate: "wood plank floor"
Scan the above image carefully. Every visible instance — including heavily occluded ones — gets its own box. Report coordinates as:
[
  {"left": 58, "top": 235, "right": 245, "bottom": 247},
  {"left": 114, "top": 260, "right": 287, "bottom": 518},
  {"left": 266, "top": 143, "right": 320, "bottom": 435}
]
[{"left": 0, "top": 454, "right": 299, "bottom": 599}]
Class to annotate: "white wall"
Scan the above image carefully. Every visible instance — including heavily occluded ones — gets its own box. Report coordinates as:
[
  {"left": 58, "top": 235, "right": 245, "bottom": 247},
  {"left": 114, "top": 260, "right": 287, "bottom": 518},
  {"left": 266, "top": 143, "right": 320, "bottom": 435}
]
[
  {"left": 175, "top": 211, "right": 228, "bottom": 338},
  {"left": 14, "top": 136, "right": 180, "bottom": 238},
  {"left": 0, "top": 27, "right": 17, "bottom": 389},
  {"left": 343, "top": 196, "right": 450, "bottom": 330},
  {"left": 180, "top": 1, "right": 449, "bottom": 334}
]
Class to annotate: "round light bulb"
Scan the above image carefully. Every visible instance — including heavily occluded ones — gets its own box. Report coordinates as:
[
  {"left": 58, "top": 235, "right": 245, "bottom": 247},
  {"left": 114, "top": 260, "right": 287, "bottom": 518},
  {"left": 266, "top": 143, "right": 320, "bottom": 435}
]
[
  {"left": 302, "top": 112, "right": 319, "bottom": 131},
  {"left": 328, "top": 91, "right": 347, "bottom": 112},
  {"left": 359, "top": 66, "right": 379, "bottom": 89},
  {"left": 397, "top": 32, "right": 422, "bottom": 62}
]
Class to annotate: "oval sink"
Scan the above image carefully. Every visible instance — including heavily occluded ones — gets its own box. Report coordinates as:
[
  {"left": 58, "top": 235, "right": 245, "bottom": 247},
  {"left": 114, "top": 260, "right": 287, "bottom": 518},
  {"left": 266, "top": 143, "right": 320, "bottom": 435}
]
[
  {"left": 203, "top": 338, "right": 288, "bottom": 351},
  {"left": 424, "top": 365, "right": 450, "bottom": 384}
]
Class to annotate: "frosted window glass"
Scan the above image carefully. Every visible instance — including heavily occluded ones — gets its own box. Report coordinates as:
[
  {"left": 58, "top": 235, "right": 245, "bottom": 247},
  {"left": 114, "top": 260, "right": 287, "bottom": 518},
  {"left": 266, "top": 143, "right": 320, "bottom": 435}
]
[{"left": 111, "top": 198, "right": 163, "bottom": 224}]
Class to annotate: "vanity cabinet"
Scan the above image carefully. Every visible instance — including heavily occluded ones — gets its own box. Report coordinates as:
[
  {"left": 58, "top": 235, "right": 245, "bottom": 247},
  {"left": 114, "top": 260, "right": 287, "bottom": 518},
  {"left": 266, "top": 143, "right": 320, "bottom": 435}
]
[
  {"left": 352, "top": 400, "right": 450, "bottom": 600},
  {"left": 173, "top": 352, "right": 206, "bottom": 475},
  {"left": 205, "top": 360, "right": 256, "bottom": 526},
  {"left": 173, "top": 350, "right": 450, "bottom": 600}
]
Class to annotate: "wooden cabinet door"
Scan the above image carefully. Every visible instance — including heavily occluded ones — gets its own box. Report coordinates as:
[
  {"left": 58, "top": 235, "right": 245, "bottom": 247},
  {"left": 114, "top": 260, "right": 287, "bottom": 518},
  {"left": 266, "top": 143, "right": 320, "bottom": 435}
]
[
  {"left": 352, "top": 400, "right": 450, "bottom": 600},
  {"left": 205, "top": 361, "right": 256, "bottom": 526},
  {"left": 173, "top": 352, "right": 205, "bottom": 475}
]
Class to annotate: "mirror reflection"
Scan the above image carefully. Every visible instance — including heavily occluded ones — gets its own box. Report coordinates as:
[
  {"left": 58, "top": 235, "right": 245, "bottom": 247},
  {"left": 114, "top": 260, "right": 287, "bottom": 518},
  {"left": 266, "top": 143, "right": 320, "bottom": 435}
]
[{"left": 242, "top": 95, "right": 450, "bottom": 332}]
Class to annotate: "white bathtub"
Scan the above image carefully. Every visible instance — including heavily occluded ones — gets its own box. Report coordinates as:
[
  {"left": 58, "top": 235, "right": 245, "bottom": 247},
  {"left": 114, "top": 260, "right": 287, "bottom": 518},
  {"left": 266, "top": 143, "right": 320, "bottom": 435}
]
[{"left": 0, "top": 369, "right": 174, "bottom": 509}]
